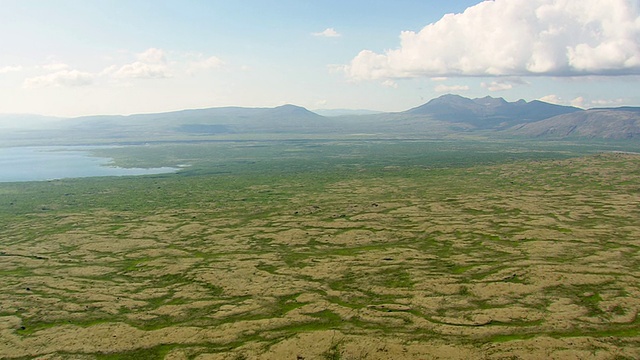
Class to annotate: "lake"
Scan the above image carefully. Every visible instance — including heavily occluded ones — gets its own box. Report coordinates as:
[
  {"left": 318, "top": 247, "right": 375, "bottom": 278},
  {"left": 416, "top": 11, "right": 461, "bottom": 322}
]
[{"left": 0, "top": 146, "right": 177, "bottom": 182}]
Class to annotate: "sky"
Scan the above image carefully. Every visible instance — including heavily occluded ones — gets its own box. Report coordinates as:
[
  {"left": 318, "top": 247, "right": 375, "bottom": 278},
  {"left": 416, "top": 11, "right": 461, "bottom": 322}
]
[{"left": 0, "top": 0, "right": 639, "bottom": 117}]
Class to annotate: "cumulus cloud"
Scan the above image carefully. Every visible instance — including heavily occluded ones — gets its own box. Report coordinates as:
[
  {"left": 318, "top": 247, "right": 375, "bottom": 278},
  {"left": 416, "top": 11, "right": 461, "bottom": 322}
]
[
  {"left": 539, "top": 94, "right": 589, "bottom": 108},
  {"left": 590, "top": 98, "right": 625, "bottom": 106},
  {"left": 543, "top": 95, "right": 630, "bottom": 108},
  {"left": 482, "top": 81, "right": 513, "bottom": 91},
  {"left": 481, "top": 78, "right": 528, "bottom": 91},
  {"left": 137, "top": 48, "right": 166, "bottom": 64},
  {"left": 434, "top": 84, "right": 470, "bottom": 93},
  {"left": 0, "top": 65, "right": 23, "bottom": 74},
  {"left": 570, "top": 96, "right": 587, "bottom": 108},
  {"left": 107, "top": 48, "right": 171, "bottom": 79},
  {"left": 23, "top": 69, "right": 94, "bottom": 88},
  {"left": 187, "top": 55, "right": 224, "bottom": 74},
  {"left": 540, "top": 94, "right": 567, "bottom": 105},
  {"left": 112, "top": 62, "right": 170, "bottom": 79},
  {"left": 345, "top": 0, "right": 640, "bottom": 80},
  {"left": 313, "top": 28, "right": 341, "bottom": 37},
  {"left": 41, "top": 63, "right": 70, "bottom": 71},
  {"left": 382, "top": 80, "right": 398, "bottom": 88}
]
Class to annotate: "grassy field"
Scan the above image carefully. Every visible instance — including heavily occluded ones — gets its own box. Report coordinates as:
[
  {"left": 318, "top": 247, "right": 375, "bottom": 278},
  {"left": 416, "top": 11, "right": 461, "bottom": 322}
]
[{"left": 1, "top": 139, "right": 639, "bottom": 359}]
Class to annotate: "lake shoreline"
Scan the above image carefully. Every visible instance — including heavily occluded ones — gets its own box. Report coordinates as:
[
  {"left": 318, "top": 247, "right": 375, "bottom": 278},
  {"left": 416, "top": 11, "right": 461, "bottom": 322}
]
[{"left": 0, "top": 146, "right": 178, "bottom": 183}]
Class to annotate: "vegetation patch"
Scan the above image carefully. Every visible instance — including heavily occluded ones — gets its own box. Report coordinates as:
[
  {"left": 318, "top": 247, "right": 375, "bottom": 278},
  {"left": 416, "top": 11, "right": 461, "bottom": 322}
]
[{"left": 1, "top": 141, "right": 639, "bottom": 359}]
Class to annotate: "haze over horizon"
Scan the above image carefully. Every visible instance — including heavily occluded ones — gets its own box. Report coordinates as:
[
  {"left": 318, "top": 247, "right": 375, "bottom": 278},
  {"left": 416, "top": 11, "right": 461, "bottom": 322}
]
[{"left": 1, "top": 0, "right": 639, "bottom": 118}]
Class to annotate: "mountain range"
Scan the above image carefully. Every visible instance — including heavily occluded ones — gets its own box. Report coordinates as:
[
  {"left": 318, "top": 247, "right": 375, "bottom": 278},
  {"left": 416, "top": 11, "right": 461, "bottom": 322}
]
[
  {"left": 405, "top": 94, "right": 582, "bottom": 129},
  {"left": 2, "top": 95, "right": 639, "bottom": 145},
  {"left": 505, "top": 108, "right": 640, "bottom": 139}
]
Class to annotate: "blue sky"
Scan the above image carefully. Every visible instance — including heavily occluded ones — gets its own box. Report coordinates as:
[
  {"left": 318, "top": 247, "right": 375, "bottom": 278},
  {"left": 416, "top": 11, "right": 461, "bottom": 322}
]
[{"left": 0, "top": 0, "right": 639, "bottom": 117}]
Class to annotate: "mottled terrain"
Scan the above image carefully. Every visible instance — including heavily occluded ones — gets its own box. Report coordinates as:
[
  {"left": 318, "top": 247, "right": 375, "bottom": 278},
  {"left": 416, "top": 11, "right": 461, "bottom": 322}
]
[{"left": 1, "top": 152, "right": 639, "bottom": 359}]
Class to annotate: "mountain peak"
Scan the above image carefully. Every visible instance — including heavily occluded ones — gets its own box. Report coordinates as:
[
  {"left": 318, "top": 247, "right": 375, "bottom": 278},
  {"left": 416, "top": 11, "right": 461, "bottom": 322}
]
[
  {"left": 270, "top": 104, "right": 322, "bottom": 118},
  {"left": 424, "top": 94, "right": 473, "bottom": 105},
  {"left": 473, "top": 96, "right": 508, "bottom": 107},
  {"left": 404, "top": 94, "right": 580, "bottom": 129},
  {"left": 508, "top": 108, "right": 640, "bottom": 139},
  {"left": 274, "top": 104, "right": 305, "bottom": 110}
]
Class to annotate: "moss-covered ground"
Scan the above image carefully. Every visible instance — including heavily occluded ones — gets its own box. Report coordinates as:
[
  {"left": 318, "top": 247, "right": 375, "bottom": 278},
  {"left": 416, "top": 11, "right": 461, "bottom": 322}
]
[{"left": 1, "top": 140, "right": 639, "bottom": 359}]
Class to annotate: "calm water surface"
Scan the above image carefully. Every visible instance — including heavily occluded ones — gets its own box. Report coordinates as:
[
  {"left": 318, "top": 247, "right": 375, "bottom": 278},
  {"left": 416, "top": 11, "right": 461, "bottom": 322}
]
[{"left": 0, "top": 146, "right": 177, "bottom": 182}]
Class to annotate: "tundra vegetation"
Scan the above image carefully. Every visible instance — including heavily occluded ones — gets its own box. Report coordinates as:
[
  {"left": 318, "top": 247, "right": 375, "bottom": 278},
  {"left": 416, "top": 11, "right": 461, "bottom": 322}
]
[{"left": 1, "top": 139, "right": 639, "bottom": 359}]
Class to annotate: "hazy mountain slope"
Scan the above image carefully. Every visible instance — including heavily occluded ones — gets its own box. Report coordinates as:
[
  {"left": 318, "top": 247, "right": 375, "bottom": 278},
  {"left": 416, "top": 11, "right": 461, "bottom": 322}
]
[
  {"left": 0, "top": 114, "right": 63, "bottom": 129},
  {"left": 507, "top": 108, "right": 640, "bottom": 139},
  {"left": 0, "top": 105, "right": 333, "bottom": 145},
  {"left": 325, "top": 112, "right": 460, "bottom": 136},
  {"left": 313, "top": 109, "right": 382, "bottom": 116},
  {"left": 405, "top": 94, "right": 581, "bottom": 129},
  {"left": 61, "top": 104, "right": 330, "bottom": 137},
  {"left": 2, "top": 96, "right": 640, "bottom": 145}
]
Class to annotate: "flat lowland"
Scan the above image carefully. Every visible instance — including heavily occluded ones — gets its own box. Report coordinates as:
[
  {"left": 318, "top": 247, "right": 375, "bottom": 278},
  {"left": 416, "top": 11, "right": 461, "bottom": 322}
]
[{"left": 1, "top": 143, "right": 639, "bottom": 359}]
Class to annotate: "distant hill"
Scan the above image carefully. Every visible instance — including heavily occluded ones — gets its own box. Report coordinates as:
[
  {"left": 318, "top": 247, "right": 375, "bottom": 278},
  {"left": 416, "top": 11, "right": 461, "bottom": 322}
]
[
  {"left": 0, "top": 104, "right": 333, "bottom": 145},
  {"left": 63, "top": 104, "right": 329, "bottom": 137},
  {"left": 313, "top": 109, "right": 383, "bottom": 117},
  {"left": 2, "top": 96, "right": 639, "bottom": 145},
  {"left": 507, "top": 108, "right": 640, "bottom": 139},
  {"left": 0, "top": 114, "right": 63, "bottom": 129},
  {"left": 405, "top": 94, "right": 581, "bottom": 129}
]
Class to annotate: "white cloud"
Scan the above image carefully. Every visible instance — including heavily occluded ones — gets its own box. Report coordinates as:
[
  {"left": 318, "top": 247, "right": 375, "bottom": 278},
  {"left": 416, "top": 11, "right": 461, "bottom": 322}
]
[
  {"left": 313, "top": 28, "right": 341, "bottom": 37},
  {"left": 105, "top": 49, "right": 225, "bottom": 79},
  {"left": 0, "top": 65, "right": 23, "bottom": 74},
  {"left": 434, "top": 84, "right": 469, "bottom": 93},
  {"left": 137, "top": 48, "right": 166, "bottom": 64},
  {"left": 187, "top": 55, "right": 224, "bottom": 74},
  {"left": 112, "top": 62, "right": 170, "bottom": 79},
  {"left": 539, "top": 94, "right": 564, "bottom": 105},
  {"left": 315, "top": 99, "right": 328, "bottom": 107},
  {"left": 382, "top": 80, "right": 398, "bottom": 88},
  {"left": 539, "top": 94, "right": 588, "bottom": 108},
  {"left": 345, "top": 0, "right": 640, "bottom": 80},
  {"left": 107, "top": 48, "right": 171, "bottom": 79},
  {"left": 23, "top": 69, "right": 94, "bottom": 88},
  {"left": 41, "top": 63, "right": 69, "bottom": 71},
  {"left": 327, "top": 64, "right": 346, "bottom": 74},
  {"left": 542, "top": 95, "right": 629, "bottom": 108},
  {"left": 570, "top": 96, "right": 587, "bottom": 108},
  {"left": 590, "top": 98, "right": 625, "bottom": 106},
  {"left": 481, "top": 78, "right": 528, "bottom": 91},
  {"left": 482, "top": 81, "right": 513, "bottom": 91}
]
